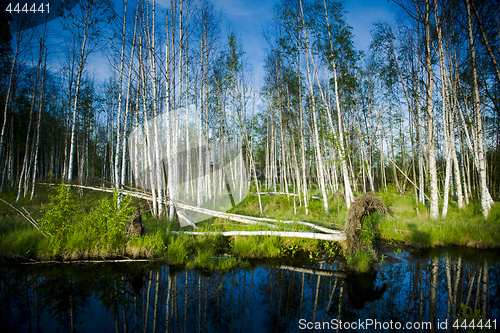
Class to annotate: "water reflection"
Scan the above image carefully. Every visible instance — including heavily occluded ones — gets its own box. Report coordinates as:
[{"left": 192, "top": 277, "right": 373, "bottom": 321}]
[{"left": 1, "top": 248, "right": 499, "bottom": 332}]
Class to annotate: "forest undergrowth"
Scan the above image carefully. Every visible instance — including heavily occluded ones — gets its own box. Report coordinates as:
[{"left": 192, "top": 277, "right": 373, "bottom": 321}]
[{"left": 0, "top": 184, "right": 499, "bottom": 272}]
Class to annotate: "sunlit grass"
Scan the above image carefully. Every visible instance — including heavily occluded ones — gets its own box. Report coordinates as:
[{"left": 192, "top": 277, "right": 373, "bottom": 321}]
[
  {"left": 376, "top": 190, "right": 500, "bottom": 248},
  {"left": 1, "top": 182, "right": 499, "bottom": 270},
  {"left": 345, "top": 248, "right": 376, "bottom": 273}
]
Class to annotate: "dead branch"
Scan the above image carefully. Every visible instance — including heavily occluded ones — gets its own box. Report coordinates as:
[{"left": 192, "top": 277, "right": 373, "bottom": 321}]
[{"left": 0, "top": 198, "right": 48, "bottom": 238}]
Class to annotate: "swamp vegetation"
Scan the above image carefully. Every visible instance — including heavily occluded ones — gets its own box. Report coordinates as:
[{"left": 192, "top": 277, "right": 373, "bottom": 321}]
[{"left": 1, "top": 183, "right": 499, "bottom": 275}]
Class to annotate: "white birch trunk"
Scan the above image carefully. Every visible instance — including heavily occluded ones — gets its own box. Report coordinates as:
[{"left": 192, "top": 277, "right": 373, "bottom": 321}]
[
  {"left": 114, "top": 0, "right": 128, "bottom": 192},
  {"left": 120, "top": 2, "right": 140, "bottom": 188},
  {"left": 434, "top": 2, "right": 452, "bottom": 218},
  {"left": 323, "top": 0, "right": 353, "bottom": 207},
  {"left": 466, "top": 0, "right": 493, "bottom": 217},
  {"left": 16, "top": 40, "right": 44, "bottom": 202},
  {"left": 0, "top": 29, "right": 21, "bottom": 173},
  {"left": 139, "top": 38, "right": 157, "bottom": 215},
  {"left": 424, "top": 0, "right": 439, "bottom": 220},
  {"left": 299, "top": 1, "right": 328, "bottom": 213},
  {"left": 67, "top": 27, "right": 89, "bottom": 182},
  {"left": 165, "top": 12, "right": 174, "bottom": 220},
  {"left": 30, "top": 52, "right": 48, "bottom": 200}
]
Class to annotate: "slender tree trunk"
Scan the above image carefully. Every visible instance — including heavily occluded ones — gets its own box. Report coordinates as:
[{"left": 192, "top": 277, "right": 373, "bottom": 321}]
[
  {"left": 16, "top": 40, "right": 44, "bottom": 202},
  {"left": 423, "top": 0, "right": 439, "bottom": 219},
  {"left": 323, "top": 0, "right": 354, "bottom": 207},
  {"left": 299, "top": 0, "right": 328, "bottom": 213},
  {"left": 297, "top": 48, "right": 309, "bottom": 215},
  {"left": 0, "top": 29, "right": 21, "bottom": 180},
  {"left": 139, "top": 38, "right": 157, "bottom": 215},
  {"left": 120, "top": 3, "right": 139, "bottom": 188},
  {"left": 434, "top": 2, "right": 452, "bottom": 218},
  {"left": 466, "top": 0, "right": 493, "bottom": 218},
  {"left": 114, "top": 0, "right": 128, "bottom": 192},
  {"left": 67, "top": 28, "right": 89, "bottom": 182},
  {"left": 30, "top": 51, "right": 48, "bottom": 200}
]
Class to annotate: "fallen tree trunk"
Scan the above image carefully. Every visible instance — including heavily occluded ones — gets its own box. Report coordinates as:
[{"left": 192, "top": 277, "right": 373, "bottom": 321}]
[
  {"left": 171, "top": 230, "right": 346, "bottom": 242},
  {"left": 39, "top": 183, "right": 339, "bottom": 234},
  {"left": 21, "top": 258, "right": 164, "bottom": 265},
  {"left": 279, "top": 265, "right": 346, "bottom": 278}
]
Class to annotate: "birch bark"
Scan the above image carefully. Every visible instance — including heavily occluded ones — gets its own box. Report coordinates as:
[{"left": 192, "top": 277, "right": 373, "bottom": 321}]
[
  {"left": 423, "top": 0, "right": 439, "bottom": 219},
  {"left": 299, "top": 0, "right": 328, "bottom": 213},
  {"left": 466, "top": 0, "right": 493, "bottom": 218}
]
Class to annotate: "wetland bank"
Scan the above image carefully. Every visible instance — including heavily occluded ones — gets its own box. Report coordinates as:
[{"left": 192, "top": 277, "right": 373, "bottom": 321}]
[
  {"left": 1, "top": 183, "right": 499, "bottom": 332},
  {"left": 1, "top": 184, "right": 499, "bottom": 268},
  {"left": 1, "top": 246, "right": 499, "bottom": 332}
]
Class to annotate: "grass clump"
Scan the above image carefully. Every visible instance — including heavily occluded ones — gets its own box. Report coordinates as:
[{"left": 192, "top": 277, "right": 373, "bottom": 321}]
[
  {"left": 345, "top": 248, "right": 375, "bottom": 273},
  {"left": 231, "top": 235, "right": 282, "bottom": 259},
  {"left": 126, "top": 231, "right": 165, "bottom": 258},
  {"left": 0, "top": 228, "right": 42, "bottom": 258}
]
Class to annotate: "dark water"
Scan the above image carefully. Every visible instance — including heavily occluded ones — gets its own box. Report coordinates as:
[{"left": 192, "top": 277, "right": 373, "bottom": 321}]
[{"left": 1, "top": 247, "right": 499, "bottom": 332}]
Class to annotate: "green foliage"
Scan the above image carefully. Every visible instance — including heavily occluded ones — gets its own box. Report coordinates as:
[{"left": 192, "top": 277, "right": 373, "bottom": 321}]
[
  {"left": 345, "top": 248, "right": 375, "bottom": 273},
  {"left": 279, "top": 244, "right": 300, "bottom": 257},
  {"left": 36, "top": 186, "right": 140, "bottom": 258},
  {"left": 78, "top": 191, "right": 135, "bottom": 251},
  {"left": 457, "top": 303, "right": 488, "bottom": 333},
  {"left": 39, "top": 184, "right": 79, "bottom": 246},
  {"left": 322, "top": 240, "right": 341, "bottom": 257}
]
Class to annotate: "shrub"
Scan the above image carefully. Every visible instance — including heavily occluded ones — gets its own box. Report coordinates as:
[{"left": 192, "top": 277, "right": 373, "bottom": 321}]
[
  {"left": 39, "top": 186, "right": 136, "bottom": 257},
  {"left": 78, "top": 190, "right": 135, "bottom": 251},
  {"left": 39, "top": 184, "right": 79, "bottom": 247}
]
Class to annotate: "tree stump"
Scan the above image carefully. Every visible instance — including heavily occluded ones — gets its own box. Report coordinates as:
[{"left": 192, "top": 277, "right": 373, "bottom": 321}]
[
  {"left": 125, "top": 208, "right": 145, "bottom": 236},
  {"left": 343, "top": 192, "right": 387, "bottom": 254}
]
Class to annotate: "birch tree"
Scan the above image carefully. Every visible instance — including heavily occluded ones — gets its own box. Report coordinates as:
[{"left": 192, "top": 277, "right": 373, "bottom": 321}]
[{"left": 64, "top": 0, "right": 113, "bottom": 182}]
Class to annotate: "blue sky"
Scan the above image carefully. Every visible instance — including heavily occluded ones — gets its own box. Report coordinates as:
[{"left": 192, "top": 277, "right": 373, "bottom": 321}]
[
  {"left": 212, "top": 0, "right": 396, "bottom": 87},
  {"left": 85, "top": 0, "right": 396, "bottom": 86},
  {"left": 23, "top": 0, "right": 396, "bottom": 88}
]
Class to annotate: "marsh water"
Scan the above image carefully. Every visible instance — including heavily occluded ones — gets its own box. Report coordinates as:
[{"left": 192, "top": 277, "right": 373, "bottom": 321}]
[{"left": 1, "top": 246, "right": 499, "bottom": 332}]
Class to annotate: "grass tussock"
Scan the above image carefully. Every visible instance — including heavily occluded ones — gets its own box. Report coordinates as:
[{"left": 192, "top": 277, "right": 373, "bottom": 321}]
[{"left": 345, "top": 248, "right": 376, "bottom": 273}]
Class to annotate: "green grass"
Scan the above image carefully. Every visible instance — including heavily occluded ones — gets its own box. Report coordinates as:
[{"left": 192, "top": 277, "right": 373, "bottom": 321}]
[
  {"left": 345, "top": 248, "right": 376, "bottom": 273},
  {"left": 1, "top": 182, "right": 499, "bottom": 271},
  {"left": 376, "top": 193, "right": 500, "bottom": 248}
]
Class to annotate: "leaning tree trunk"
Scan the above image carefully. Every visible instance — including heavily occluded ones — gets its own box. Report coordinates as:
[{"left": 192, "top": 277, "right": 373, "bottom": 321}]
[
  {"left": 0, "top": 30, "right": 21, "bottom": 183},
  {"left": 299, "top": 0, "right": 328, "bottom": 213},
  {"left": 323, "top": 0, "right": 354, "bottom": 208},
  {"left": 466, "top": 0, "right": 493, "bottom": 218}
]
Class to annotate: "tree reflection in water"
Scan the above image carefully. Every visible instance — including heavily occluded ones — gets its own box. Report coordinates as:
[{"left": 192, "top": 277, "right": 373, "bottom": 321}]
[{"left": 0, "top": 248, "right": 499, "bottom": 332}]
